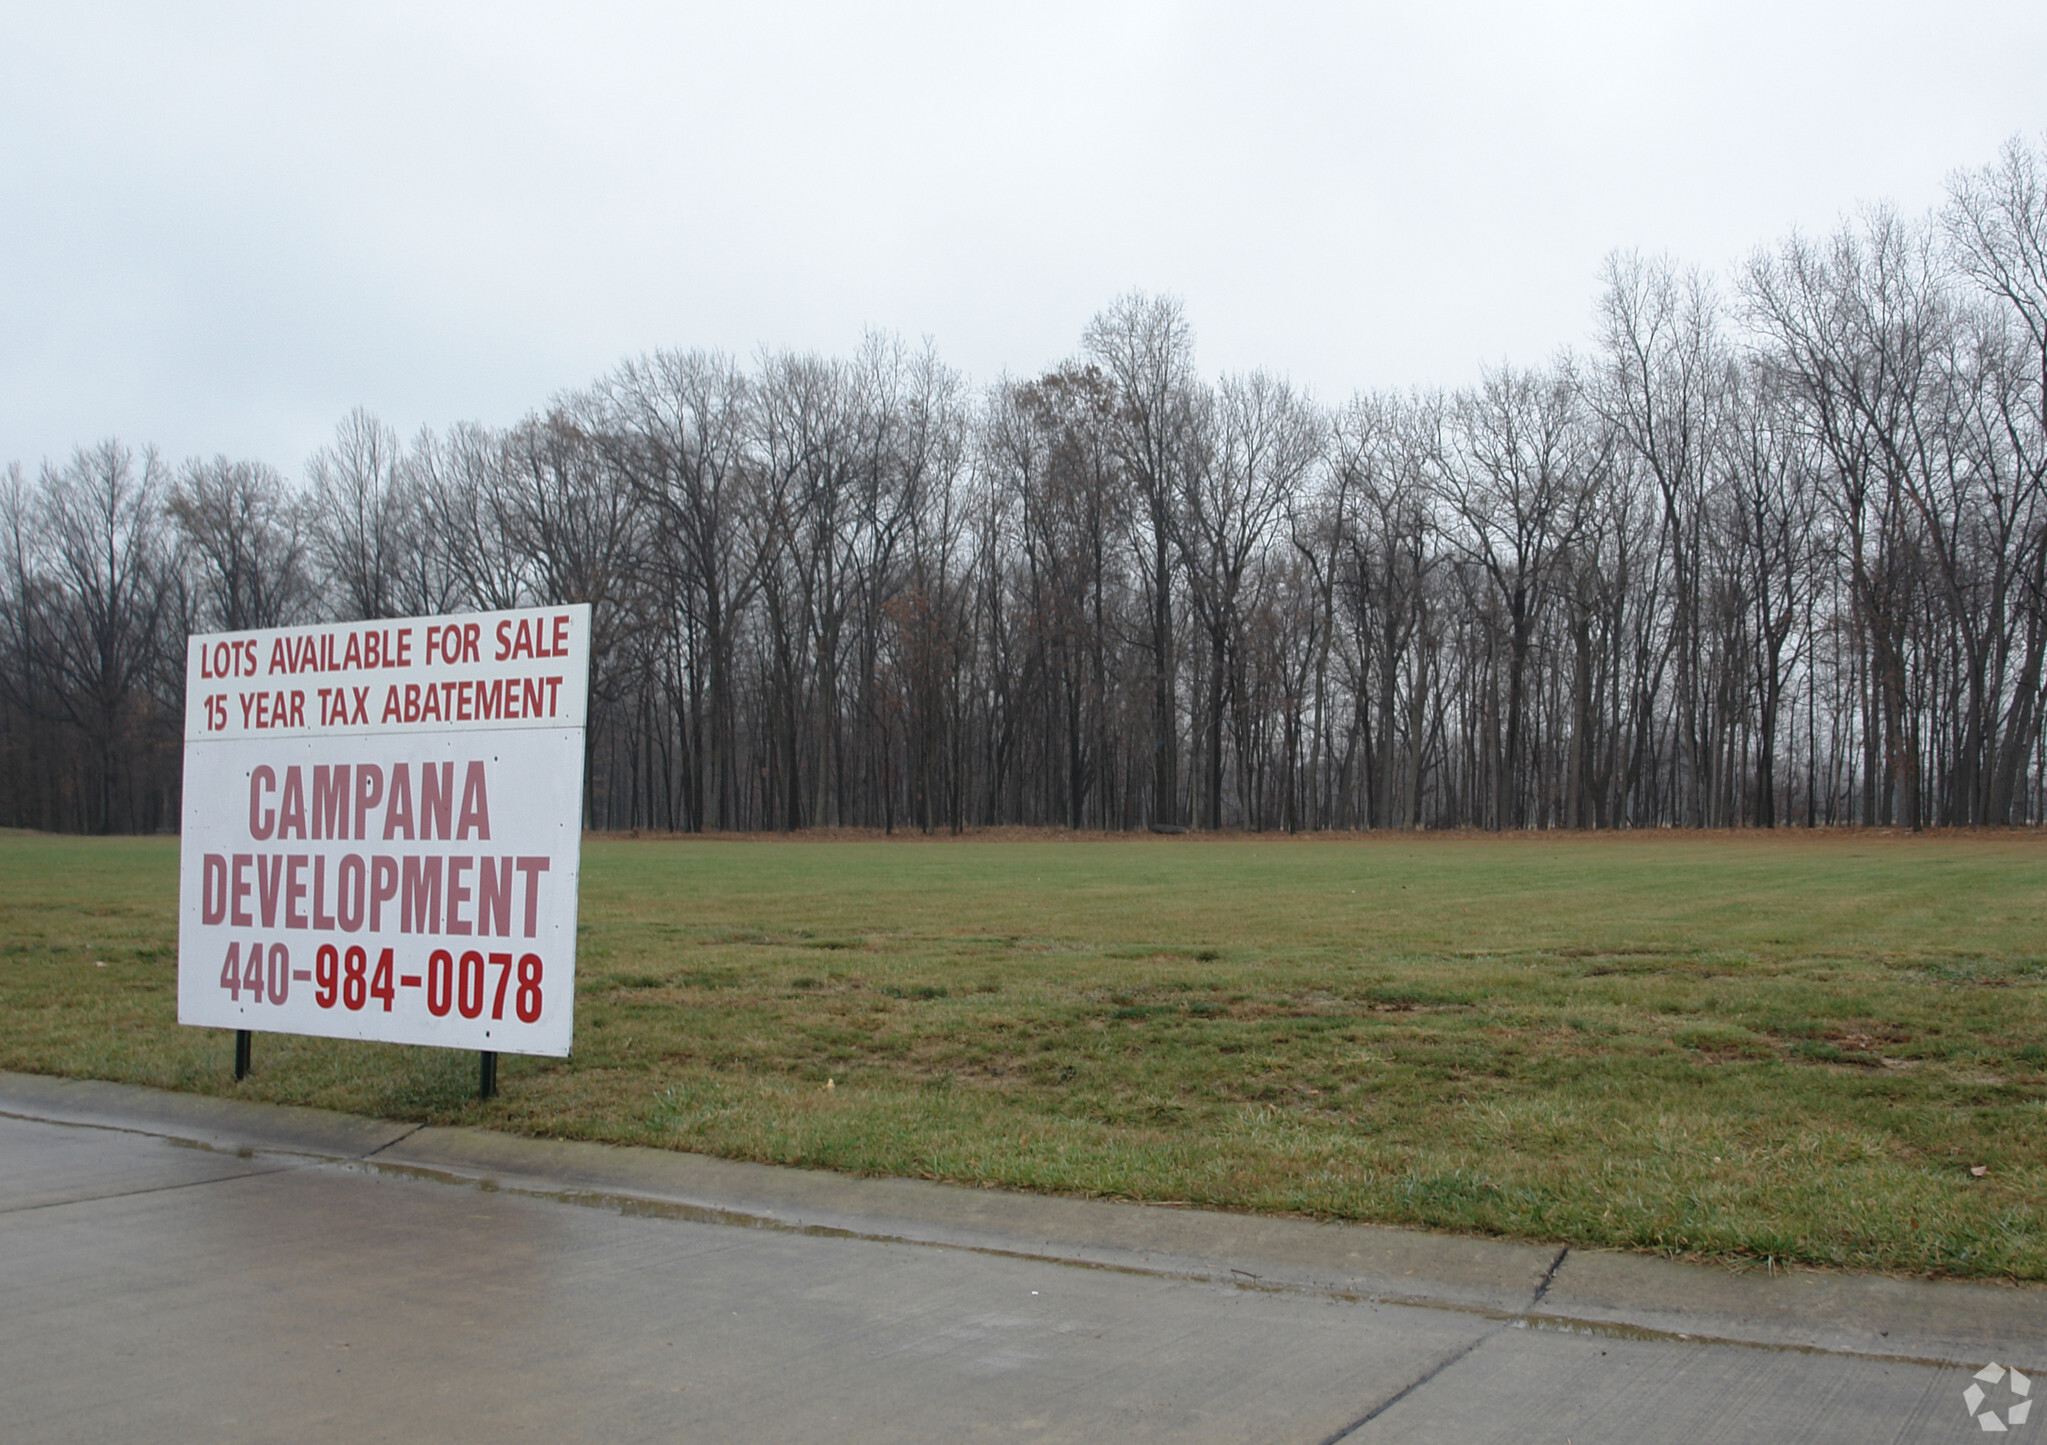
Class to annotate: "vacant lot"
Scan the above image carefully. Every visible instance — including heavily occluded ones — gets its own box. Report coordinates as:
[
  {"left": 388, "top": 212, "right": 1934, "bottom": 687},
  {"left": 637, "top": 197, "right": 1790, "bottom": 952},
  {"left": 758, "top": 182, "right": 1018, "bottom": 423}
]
[{"left": 3, "top": 829, "right": 2043, "bottom": 1278}]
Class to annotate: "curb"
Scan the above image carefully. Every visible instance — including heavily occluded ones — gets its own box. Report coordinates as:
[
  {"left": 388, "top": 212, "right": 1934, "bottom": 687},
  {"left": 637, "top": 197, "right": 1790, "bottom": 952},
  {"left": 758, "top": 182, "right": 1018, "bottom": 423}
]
[{"left": 4, "top": 1070, "right": 2040, "bottom": 1370}]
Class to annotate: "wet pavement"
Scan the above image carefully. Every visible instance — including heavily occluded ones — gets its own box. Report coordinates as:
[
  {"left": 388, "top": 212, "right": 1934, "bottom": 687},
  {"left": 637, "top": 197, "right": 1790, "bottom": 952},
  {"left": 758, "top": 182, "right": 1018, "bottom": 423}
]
[{"left": 1, "top": 1074, "right": 2036, "bottom": 1442}]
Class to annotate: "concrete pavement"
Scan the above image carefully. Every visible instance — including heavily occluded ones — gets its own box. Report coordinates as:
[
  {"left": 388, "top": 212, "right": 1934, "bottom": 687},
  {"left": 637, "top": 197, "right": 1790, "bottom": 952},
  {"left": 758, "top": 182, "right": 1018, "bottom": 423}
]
[{"left": 1, "top": 1070, "right": 2040, "bottom": 1442}]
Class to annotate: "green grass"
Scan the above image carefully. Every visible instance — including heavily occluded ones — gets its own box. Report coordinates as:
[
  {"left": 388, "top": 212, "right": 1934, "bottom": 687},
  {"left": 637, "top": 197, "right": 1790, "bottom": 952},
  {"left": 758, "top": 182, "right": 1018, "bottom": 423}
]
[{"left": 3, "top": 828, "right": 2045, "bottom": 1280}]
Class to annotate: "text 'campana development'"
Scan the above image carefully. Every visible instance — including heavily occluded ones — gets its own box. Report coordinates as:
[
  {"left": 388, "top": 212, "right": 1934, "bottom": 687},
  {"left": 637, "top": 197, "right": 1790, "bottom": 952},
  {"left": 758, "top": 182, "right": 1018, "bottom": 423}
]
[{"left": 200, "top": 758, "right": 553, "bottom": 940}]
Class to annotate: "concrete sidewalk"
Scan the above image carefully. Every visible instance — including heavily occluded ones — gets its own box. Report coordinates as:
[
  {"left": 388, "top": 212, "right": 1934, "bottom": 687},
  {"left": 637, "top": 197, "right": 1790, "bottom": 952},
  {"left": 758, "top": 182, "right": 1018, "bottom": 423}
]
[{"left": 2, "top": 1070, "right": 2040, "bottom": 1442}]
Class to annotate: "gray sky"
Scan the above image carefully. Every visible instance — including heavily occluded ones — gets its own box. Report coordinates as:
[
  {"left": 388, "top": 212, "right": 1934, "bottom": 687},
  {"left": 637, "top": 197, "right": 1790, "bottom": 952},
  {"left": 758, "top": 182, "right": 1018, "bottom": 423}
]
[{"left": 4, "top": 1, "right": 2044, "bottom": 477}]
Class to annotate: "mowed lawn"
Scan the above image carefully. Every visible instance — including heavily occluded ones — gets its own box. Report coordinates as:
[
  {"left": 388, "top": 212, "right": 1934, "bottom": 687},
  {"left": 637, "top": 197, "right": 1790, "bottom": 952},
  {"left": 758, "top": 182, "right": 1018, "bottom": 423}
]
[{"left": 3, "top": 829, "right": 2044, "bottom": 1279}]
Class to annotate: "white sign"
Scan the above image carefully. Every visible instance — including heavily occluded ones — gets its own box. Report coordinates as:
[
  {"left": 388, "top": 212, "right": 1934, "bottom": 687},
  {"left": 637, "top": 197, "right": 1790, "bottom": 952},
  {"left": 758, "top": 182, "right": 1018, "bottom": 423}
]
[{"left": 177, "top": 605, "right": 591, "bottom": 1057}]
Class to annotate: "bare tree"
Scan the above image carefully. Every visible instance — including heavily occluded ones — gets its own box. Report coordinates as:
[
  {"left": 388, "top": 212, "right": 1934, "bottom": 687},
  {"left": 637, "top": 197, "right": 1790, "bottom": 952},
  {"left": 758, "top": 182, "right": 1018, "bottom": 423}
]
[
  {"left": 415, "top": 422, "right": 534, "bottom": 612},
  {"left": 35, "top": 442, "right": 173, "bottom": 831},
  {"left": 1594, "top": 252, "right": 1730, "bottom": 823},
  {"left": 1084, "top": 292, "right": 1204, "bottom": 828},
  {"left": 1439, "top": 362, "right": 1603, "bottom": 829},
  {"left": 1945, "top": 135, "right": 2047, "bottom": 822},
  {"left": 586, "top": 351, "right": 761, "bottom": 831},
  {"left": 984, "top": 363, "right": 1130, "bottom": 828},
  {"left": 1747, "top": 209, "right": 1949, "bottom": 827},
  {"left": 169, "top": 456, "right": 314, "bottom": 632},
  {"left": 1181, "top": 371, "right": 1322, "bottom": 827},
  {"left": 1716, "top": 363, "right": 1821, "bottom": 825},
  {"left": 308, "top": 408, "right": 419, "bottom": 619},
  {"left": 1320, "top": 392, "right": 1441, "bottom": 828}
]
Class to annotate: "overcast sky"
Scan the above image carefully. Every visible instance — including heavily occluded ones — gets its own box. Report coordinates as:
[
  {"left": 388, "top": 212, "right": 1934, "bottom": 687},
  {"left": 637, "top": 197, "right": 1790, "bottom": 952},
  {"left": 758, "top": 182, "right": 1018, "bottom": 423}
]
[{"left": 4, "top": 1, "right": 2044, "bottom": 478}]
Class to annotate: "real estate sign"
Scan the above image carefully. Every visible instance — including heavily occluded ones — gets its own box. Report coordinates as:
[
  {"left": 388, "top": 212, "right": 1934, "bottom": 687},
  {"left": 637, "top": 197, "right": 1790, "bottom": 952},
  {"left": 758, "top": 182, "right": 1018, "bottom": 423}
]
[{"left": 177, "top": 605, "right": 591, "bottom": 1057}]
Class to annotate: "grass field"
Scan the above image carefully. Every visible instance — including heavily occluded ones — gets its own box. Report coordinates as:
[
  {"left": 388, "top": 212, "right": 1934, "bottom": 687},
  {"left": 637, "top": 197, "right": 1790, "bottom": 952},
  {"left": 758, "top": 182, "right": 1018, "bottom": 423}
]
[{"left": 3, "top": 828, "right": 2044, "bottom": 1280}]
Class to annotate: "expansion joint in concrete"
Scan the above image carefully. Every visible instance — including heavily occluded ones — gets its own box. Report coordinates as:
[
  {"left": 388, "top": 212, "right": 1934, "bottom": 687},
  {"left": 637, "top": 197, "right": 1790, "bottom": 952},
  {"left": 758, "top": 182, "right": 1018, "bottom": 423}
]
[
  {"left": 0, "top": 1164, "right": 300, "bottom": 1216},
  {"left": 1530, "top": 1244, "right": 1570, "bottom": 1307},
  {"left": 358, "top": 1122, "right": 426, "bottom": 1159},
  {"left": 1318, "top": 1243, "right": 1575, "bottom": 1441}
]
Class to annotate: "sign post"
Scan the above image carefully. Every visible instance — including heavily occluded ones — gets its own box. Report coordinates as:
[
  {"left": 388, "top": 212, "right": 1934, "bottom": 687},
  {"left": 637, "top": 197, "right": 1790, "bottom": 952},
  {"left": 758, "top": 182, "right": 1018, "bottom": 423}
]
[{"left": 177, "top": 605, "right": 592, "bottom": 1086}]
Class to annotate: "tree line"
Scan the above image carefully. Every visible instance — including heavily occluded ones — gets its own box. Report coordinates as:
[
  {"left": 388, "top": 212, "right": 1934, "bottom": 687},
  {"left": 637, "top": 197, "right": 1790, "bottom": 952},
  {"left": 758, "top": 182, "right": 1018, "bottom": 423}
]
[{"left": 6, "top": 139, "right": 2045, "bottom": 835}]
